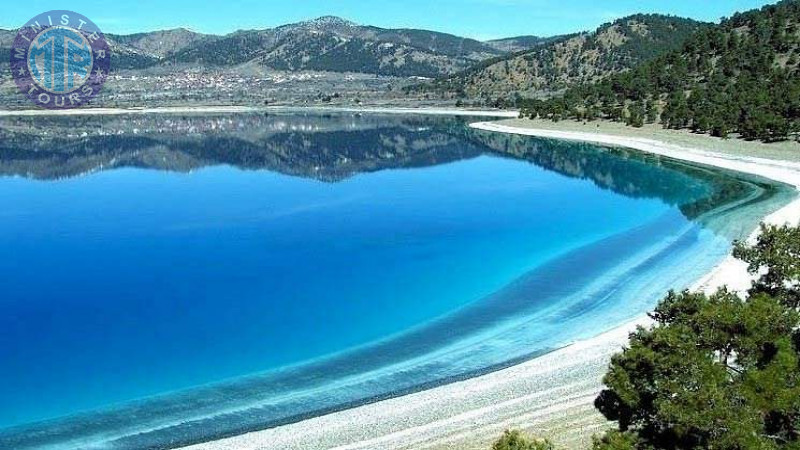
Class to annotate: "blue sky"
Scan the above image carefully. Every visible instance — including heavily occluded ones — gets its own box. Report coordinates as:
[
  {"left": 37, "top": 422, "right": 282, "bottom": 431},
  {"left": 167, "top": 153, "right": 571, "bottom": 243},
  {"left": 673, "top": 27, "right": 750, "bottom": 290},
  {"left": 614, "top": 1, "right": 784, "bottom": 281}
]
[{"left": 1, "top": 0, "right": 779, "bottom": 40}]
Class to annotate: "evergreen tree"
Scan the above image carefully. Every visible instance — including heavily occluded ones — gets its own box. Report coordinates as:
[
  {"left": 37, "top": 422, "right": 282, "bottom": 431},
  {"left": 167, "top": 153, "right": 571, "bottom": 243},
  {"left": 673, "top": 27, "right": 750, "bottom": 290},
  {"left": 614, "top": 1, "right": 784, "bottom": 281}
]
[
  {"left": 593, "top": 224, "right": 800, "bottom": 449},
  {"left": 514, "top": 0, "right": 800, "bottom": 143},
  {"left": 489, "top": 224, "right": 800, "bottom": 450},
  {"left": 492, "top": 430, "right": 555, "bottom": 450},
  {"left": 626, "top": 102, "right": 645, "bottom": 128}
]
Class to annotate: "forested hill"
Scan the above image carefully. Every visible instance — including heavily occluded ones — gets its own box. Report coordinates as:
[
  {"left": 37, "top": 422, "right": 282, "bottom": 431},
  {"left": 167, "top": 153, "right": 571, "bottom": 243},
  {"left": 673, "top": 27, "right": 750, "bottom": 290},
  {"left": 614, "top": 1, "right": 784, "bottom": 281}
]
[
  {"left": 485, "top": 35, "right": 560, "bottom": 53},
  {"left": 0, "top": 17, "right": 507, "bottom": 77},
  {"left": 162, "top": 16, "right": 504, "bottom": 77},
  {"left": 410, "top": 14, "right": 707, "bottom": 101},
  {"left": 522, "top": 0, "right": 800, "bottom": 142}
]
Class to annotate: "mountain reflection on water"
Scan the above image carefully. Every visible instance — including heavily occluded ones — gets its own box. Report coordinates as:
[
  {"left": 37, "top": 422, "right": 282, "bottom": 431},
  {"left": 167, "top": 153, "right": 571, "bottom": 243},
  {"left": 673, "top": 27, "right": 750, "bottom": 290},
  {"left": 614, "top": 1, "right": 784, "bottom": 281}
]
[
  {"left": 0, "top": 111, "right": 786, "bottom": 235},
  {"left": 0, "top": 112, "right": 793, "bottom": 450}
]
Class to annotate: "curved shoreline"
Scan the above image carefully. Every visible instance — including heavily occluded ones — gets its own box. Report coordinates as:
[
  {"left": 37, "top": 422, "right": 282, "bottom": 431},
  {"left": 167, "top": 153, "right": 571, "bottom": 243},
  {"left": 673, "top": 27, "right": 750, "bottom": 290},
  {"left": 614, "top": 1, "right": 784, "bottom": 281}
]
[
  {"left": 179, "top": 122, "right": 800, "bottom": 450},
  {"left": 0, "top": 204, "right": 732, "bottom": 449}
]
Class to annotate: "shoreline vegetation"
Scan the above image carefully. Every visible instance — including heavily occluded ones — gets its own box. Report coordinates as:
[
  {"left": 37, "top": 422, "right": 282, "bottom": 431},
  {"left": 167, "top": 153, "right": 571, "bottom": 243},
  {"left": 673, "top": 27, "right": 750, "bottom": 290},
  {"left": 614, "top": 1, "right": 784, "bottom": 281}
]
[
  {"left": 590, "top": 224, "right": 800, "bottom": 449},
  {"left": 175, "top": 117, "right": 800, "bottom": 450},
  {"left": 495, "top": 220, "right": 800, "bottom": 450},
  {"left": 515, "top": 0, "right": 800, "bottom": 144},
  {"left": 1, "top": 103, "right": 793, "bottom": 159},
  {"left": 407, "top": 1, "right": 800, "bottom": 146},
  {"left": 1, "top": 0, "right": 796, "bottom": 447},
  {"left": 492, "top": 118, "right": 800, "bottom": 162},
  {"left": 0, "top": 104, "right": 795, "bottom": 450}
]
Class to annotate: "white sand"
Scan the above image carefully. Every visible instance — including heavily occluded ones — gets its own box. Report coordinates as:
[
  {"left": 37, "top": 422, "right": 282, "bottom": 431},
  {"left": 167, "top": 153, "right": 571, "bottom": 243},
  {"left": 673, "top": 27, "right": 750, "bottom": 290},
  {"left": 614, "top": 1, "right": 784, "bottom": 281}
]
[
  {"left": 181, "top": 121, "right": 800, "bottom": 450},
  {"left": 0, "top": 106, "right": 519, "bottom": 118}
]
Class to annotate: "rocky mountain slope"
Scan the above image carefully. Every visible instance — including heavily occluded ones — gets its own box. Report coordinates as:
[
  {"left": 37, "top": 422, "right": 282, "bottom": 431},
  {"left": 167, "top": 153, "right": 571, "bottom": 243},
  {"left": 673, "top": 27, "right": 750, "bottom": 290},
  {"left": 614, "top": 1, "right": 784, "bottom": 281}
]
[
  {"left": 415, "top": 14, "right": 708, "bottom": 100},
  {"left": 105, "top": 28, "right": 210, "bottom": 69},
  {"left": 521, "top": 0, "right": 800, "bottom": 142},
  {"left": 108, "top": 28, "right": 210, "bottom": 57},
  {"left": 485, "top": 35, "right": 559, "bottom": 52},
  {"left": 167, "top": 16, "right": 503, "bottom": 77},
  {"left": 1, "top": 17, "right": 504, "bottom": 77},
  {"left": 0, "top": 13, "right": 723, "bottom": 106}
]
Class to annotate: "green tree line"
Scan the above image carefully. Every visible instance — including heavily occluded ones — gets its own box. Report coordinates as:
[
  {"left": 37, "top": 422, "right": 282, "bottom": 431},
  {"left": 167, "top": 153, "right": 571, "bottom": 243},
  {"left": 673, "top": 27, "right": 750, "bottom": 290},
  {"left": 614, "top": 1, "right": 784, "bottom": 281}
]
[{"left": 518, "top": 0, "right": 800, "bottom": 143}]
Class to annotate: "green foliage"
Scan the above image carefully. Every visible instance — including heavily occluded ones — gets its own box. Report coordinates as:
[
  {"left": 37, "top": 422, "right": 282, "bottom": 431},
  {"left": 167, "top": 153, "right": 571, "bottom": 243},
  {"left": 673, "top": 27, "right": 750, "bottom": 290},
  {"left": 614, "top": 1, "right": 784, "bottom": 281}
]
[
  {"left": 410, "top": 14, "right": 706, "bottom": 99},
  {"left": 519, "top": 0, "right": 800, "bottom": 143},
  {"left": 626, "top": 101, "right": 645, "bottom": 128},
  {"left": 166, "top": 20, "right": 501, "bottom": 77},
  {"left": 492, "top": 430, "right": 556, "bottom": 450},
  {"left": 735, "top": 224, "right": 800, "bottom": 309},
  {"left": 594, "top": 223, "right": 800, "bottom": 449},
  {"left": 591, "top": 431, "right": 638, "bottom": 450},
  {"left": 486, "top": 231, "right": 800, "bottom": 450}
]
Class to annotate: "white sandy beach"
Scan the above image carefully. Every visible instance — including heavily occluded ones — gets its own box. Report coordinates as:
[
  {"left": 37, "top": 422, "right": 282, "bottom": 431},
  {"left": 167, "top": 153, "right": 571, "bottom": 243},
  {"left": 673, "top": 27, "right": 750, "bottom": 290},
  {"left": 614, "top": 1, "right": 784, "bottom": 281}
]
[{"left": 180, "top": 120, "right": 800, "bottom": 450}]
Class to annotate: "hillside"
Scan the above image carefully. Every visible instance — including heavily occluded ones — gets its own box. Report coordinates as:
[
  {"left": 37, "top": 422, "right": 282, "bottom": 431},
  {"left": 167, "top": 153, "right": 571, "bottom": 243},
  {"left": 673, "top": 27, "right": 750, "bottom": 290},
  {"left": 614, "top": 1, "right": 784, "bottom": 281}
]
[
  {"left": 522, "top": 0, "right": 800, "bottom": 142},
  {"left": 105, "top": 28, "right": 210, "bottom": 69},
  {"left": 0, "top": 17, "right": 503, "bottom": 77},
  {"left": 0, "top": 27, "right": 167, "bottom": 71},
  {"left": 486, "top": 35, "right": 556, "bottom": 52},
  {"left": 108, "top": 28, "right": 210, "bottom": 57},
  {"left": 167, "top": 16, "right": 503, "bottom": 77},
  {"left": 413, "top": 14, "right": 708, "bottom": 101},
  {"left": 0, "top": 29, "right": 13, "bottom": 63}
]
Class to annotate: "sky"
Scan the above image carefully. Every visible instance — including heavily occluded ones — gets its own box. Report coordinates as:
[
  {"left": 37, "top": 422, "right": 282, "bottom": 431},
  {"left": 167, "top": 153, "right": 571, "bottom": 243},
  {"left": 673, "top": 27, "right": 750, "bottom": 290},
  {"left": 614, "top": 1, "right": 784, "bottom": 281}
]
[{"left": 1, "top": 0, "right": 780, "bottom": 40}]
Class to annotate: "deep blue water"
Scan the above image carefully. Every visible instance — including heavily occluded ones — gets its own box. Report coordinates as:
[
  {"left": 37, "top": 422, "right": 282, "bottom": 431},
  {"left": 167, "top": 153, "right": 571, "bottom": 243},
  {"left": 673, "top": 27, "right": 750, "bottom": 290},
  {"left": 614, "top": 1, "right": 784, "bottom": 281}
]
[{"left": 0, "top": 113, "right": 792, "bottom": 449}]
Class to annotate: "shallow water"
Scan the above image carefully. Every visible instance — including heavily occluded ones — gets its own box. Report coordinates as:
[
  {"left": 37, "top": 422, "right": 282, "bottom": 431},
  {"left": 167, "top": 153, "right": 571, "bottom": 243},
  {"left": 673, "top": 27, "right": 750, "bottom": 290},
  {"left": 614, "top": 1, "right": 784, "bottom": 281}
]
[{"left": 0, "top": 113, "right": 793, "bottom": 449}]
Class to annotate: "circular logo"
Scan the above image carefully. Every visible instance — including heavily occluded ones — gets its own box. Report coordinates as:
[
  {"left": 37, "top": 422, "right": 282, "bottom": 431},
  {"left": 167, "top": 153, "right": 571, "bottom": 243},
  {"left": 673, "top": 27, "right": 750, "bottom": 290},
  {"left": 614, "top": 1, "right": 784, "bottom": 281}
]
[{"left": 9, "top": 11, "right": 110, "bottom": 109}]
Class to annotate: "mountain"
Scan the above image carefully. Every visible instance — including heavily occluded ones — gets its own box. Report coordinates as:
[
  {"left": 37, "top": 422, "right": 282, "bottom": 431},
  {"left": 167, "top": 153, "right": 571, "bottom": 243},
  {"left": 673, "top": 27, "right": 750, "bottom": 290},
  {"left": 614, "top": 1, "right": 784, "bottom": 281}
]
[
  {"left": 413, "top": 14, "right": 708, "bottom": 100},
  {"left": 0, "top": 29, "right": 14, "bottom": 63},
  {"left": 0, "top": 27, "right": 165, "bottom": 71},
  {"left": 108, "top": 28, "right": 210, "bottom": 57},
  {"left": 0, "top": 17, "right": 503, "bottom": 77},
  {"left": 104, "top": 40, "right": 161, "bottom": 70},
  {"left": 521, "top": 0, "right": 800, "bottom": 142},
  {"left": 105, "top": 29, "right": 214, "bottom": 70},
  {"left": 166, "top": 16, "right": 503, "bottom": 77},
  {"left": 0, "top": 28, "right": 13, "bottom": 45},
  {"left": 486, "top": 35, "right": 560, "bottom": 52}
]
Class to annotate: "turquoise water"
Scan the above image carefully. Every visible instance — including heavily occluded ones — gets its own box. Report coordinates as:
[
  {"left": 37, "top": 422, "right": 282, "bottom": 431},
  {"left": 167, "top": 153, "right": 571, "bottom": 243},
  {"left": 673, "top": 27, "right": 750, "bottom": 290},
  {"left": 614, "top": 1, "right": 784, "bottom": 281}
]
[{"left": 0, "top": 113, "right": 792, "bottom": 449}]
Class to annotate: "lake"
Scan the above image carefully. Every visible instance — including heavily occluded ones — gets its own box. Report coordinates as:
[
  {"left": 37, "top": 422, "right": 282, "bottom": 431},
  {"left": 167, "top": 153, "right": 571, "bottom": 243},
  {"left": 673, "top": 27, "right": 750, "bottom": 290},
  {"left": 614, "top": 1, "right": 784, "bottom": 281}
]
[{"left": 0, "top": 112, "right": 792, "bottom": 449}]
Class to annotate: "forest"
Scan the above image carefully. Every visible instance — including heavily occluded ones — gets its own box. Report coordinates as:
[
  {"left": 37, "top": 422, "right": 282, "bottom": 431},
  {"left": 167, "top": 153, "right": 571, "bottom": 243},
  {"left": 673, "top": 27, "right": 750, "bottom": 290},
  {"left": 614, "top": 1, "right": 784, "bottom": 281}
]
[{"left": 518, "top": 0, "right": 800, "bottom": 142}]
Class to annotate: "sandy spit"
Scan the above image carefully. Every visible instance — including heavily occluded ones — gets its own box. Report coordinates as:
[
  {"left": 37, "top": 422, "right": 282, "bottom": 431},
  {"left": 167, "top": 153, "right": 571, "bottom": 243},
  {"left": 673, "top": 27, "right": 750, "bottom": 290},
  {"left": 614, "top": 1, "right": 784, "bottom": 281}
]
[{"left": 180, "top": 121, "right": 800, "bottom": 450}]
